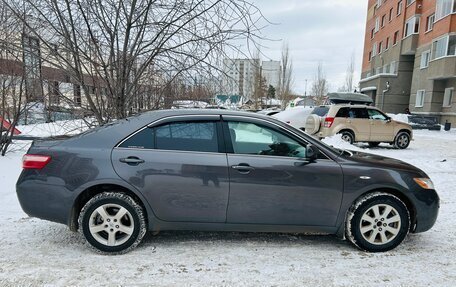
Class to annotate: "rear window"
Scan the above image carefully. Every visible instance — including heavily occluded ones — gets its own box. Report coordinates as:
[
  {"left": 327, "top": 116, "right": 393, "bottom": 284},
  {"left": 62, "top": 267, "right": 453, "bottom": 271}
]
[{"left": 311, "top": 106, "right": 330, "bottom": 117}]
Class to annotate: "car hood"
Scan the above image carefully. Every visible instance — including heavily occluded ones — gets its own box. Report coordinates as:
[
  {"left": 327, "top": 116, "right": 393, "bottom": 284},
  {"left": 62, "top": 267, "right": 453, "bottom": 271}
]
[{"left": 340, "top": 150, "right": 426, "bottom": 175}]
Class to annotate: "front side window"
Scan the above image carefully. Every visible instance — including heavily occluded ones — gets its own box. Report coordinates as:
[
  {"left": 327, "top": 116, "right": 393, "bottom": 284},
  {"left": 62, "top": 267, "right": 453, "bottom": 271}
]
[
  {"left": 368, "top": 109, "right": 388, "bottom": 120},
  {"left": 227, "top": 122, "right": 307, "bottom": 158},
  {"left": 349, "top": 108, "right": 369, "bottom": 119},
  {"left": 155, "top": 121, "right": 218, "bottom": 152}
]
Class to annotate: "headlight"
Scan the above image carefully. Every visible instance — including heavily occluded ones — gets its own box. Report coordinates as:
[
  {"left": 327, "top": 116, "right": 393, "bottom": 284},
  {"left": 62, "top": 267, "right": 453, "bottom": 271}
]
[{"left": 413, "top": 178, "right": 435, "bottom": 190}]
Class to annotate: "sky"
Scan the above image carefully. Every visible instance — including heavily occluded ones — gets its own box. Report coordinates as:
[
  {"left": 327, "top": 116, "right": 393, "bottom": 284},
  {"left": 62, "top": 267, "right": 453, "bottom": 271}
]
[{"left": 238, "top": 0, "right": 369, "bottom": 95}]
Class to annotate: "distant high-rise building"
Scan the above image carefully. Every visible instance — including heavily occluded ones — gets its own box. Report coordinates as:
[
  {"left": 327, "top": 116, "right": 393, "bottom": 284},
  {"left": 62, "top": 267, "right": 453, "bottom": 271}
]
[
  {"left": 261, "top": 60, "right": 281, "bottom": 89},
  {"left": 222, "top": 58, "right": 260, "bottom": 99},
  {"left": 360, "top": 0, "right": 456, "bottom": 124}
]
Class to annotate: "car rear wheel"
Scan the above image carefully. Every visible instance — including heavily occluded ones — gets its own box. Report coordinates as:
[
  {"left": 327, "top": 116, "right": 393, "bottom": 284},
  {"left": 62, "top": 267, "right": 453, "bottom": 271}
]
[
  {"left": 394, "top": 132, "right": 410, "bottom": 149},
  {"left": 340, "top": 131, "right": 354, "bottom": 144},
  {"left": 346, "top": 192, "right": 410, "bottom": 252},
  {"left": 79, "top": 192, "right": 146, "bottom": 254}
]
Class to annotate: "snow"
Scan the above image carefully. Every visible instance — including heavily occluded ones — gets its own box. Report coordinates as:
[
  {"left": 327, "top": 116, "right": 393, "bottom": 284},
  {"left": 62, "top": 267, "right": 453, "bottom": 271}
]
[{"left": 1, "top": 122, "right": 456, "bottom": 286}]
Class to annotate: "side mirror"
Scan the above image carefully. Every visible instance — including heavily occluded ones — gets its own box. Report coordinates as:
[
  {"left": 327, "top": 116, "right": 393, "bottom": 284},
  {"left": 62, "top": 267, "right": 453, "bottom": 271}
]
[
  {"left": 305, "top": 144, "right": 319, "bottom": 162},
  {"left": 386, "top": 117, "right": 392, "bottom": 123}
]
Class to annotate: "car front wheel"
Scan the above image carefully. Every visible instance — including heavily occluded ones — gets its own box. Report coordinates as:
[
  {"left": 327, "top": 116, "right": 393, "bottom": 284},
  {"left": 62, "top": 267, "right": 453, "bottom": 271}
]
[
  {"left": 79, "top": 192, "right": 147, "bottom": 254},
  {"left": 346, "top": 192, "right": 410, "bottom": 252},
  {"left": 394, "top": 132, "right": 410, "bottom": 149}
]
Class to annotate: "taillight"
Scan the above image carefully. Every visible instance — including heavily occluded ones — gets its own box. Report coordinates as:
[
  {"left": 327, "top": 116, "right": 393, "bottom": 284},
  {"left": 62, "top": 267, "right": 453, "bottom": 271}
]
[
  {"left": 324, "top": 117, "right": 335, "bottom": 128},
  {"left": 22, "top": 154, "right": 51, "bottom": 169}
]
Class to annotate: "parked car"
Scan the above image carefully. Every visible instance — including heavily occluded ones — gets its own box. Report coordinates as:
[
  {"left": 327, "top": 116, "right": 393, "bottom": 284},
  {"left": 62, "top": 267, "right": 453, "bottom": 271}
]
[
  {"left": 17, "top": 109, "right": 439, "bottom": 254},
  {"left": 273, "top": 107, "right": 313, "bottom": 130},
  {"left": 407, "top": 115, "right": 441, "bottom": 131},
  {"left": 305, "top": 105, "right": 413, "bottom": 149},
  {"left": 256, "top": 108, "right": 282, "bottom": 116}
]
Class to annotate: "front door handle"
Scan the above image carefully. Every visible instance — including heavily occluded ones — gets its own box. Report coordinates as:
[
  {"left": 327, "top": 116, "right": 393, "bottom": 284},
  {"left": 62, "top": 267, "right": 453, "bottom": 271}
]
[
  {"left": 231, "top": 164, "right": 255, "bottom": 174},
  {"left": 119, "top": 157, "right": 145, "bottom": 166}
]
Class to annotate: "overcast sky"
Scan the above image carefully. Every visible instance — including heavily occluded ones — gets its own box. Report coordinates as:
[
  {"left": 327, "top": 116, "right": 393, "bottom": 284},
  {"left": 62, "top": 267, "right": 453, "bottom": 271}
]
[{"left": 242, "top": 0, "right": 368, "bottom": 95}]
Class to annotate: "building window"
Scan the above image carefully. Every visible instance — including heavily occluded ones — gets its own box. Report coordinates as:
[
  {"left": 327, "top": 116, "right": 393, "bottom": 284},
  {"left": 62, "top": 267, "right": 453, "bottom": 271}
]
[
  {"left": 378, "top": 41, "right": 383, "bottom": 54},
  {"left": 386, "top": 37, "right": 390, "bottom": 50},
  {"left": 404, "top": 16, "right": 420, "bottom": 38},
  {"left": 74, "top": 85, "right": 81, "bottom": 106},
  {"left": 416, "top": 90, "right": 425, "bottom": 107},
  {"left": 368, "top": 51, "right": 372, "bottom": 61},
  {"left": 371, "top": 28, "right": 375, "bottom": 39},
  {"left": 420, "top": 50, "right": 431, "bottom": 68},
  {"left": 426, "top": 14, "right": 435, "bottom": 32},
  {"left": 406, "top": 0, "right": 416, "bottom": 6},
  {"left": 443, "top": 88, "right": 454, "bottom": 107},
  {"left": 432, "top": 35, "right": 456, "bottom": 59},
  {"left": 383, "top": 64, "right": 389, "bottom": 73},
  {"left": 390, "top": 61, "right": 398, "bottom": 74},
  {"left": 381, "top": 15, "right": 386, "bottom": 27},
  {"left": 393, "top": 31, "right": 399, "bottom": 45},
  {"left": 376, "top": 67, "right": 382, "bottom": 75},
  {"left": 435, "top": 0, "right": 456, "bottom": 21},
  {"left": 389, "top": 8, "right": 394, "bottom": 21},
  {"left": 397, "top": 1, "right": 403, "bottom": 15},
  {"left": 372, "top": 42, "right": 378, "bottom": 57},
  {"left": 377, "top": 0, "right": 383, "bottom": 8},
  {"left": 375, "top": 17, "right": 380, "bottom": 32}
]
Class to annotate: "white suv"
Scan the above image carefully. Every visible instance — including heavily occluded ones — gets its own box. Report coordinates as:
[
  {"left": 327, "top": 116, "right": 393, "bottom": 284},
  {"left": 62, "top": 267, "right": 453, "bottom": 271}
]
[{"left": 305, "top": 105, "right": 413, "bottom": 149}]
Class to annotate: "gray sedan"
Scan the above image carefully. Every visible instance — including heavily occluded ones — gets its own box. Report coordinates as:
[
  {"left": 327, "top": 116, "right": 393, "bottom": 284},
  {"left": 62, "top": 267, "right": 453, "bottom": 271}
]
[{"left": 16, "top": 109, "right": 439, "bottom": 254}]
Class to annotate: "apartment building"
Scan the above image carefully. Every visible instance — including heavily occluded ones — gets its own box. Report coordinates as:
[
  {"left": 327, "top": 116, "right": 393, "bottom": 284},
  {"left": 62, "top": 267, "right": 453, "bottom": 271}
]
[
  {"left": 360, "top": 0, "right": 456, "bottom": 124},
  {"left": 261, "top": 60, "right": 281, "bottom": 89},
  {"left": 222, "top": 58, "right": 260, "bottom": 99}
]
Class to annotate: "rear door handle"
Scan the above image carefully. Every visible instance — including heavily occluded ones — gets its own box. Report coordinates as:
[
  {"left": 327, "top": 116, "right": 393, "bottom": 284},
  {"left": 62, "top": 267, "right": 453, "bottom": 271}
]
[
  {"left": 231, "top": 164, "right": 255, "bottom": 174},
  {"left": 119, "top": 157, "right": 145, "bottom": 165}
]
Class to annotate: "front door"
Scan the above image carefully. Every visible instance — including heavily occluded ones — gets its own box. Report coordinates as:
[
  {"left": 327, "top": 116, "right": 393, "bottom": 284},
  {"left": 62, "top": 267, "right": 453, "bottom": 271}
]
[
  {"left": 112, "top": 117, "right": 230, "bottom": 223},
  {"left": 223, "top": 117, "right": 344, "bottom": 226},
  {"left": 368, "top": 109, "right": 395, "bottom": 142}
]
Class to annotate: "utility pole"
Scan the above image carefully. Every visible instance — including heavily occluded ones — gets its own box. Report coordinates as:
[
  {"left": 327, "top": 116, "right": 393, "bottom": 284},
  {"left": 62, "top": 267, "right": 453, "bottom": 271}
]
[{"left": 304, "top": 79, "right": 308, "bottom": 97}]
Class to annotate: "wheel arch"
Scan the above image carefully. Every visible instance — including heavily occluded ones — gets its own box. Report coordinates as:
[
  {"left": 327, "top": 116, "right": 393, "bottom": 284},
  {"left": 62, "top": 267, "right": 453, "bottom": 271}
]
[
  {"left": 69, "top": 183, "right": 149, "bottom": 231},
  {"left": 337, "top": 187, "right": 417, "bottom": 238}
]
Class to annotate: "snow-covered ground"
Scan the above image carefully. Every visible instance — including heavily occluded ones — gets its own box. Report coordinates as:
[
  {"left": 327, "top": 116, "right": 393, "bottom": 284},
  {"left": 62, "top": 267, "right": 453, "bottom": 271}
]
[{"left": 0, "top": 124, "right": 455, "bottom": 286}]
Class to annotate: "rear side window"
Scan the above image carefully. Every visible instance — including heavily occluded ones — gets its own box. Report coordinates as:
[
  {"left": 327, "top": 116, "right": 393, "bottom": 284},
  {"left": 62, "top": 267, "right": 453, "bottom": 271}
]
[
  {"left": 335, "top": 107, "right": 350, "bottom": 117},
  {"left": 155, "top": 121, "right": 218, "bottom": 152},
  {"left": 311, "top": 106, "right": 330, "bottom": 117},
  {"left": 119, "top": 128, "right": 155, "bottom": 149}
]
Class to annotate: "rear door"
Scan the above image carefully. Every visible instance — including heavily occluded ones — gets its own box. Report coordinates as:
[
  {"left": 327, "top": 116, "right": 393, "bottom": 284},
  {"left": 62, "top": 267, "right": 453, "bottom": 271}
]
[
  {"left": 223, "top": 116, "right": 344, "bottom": 226},
  {"left": 111, "top": 116, "right": 230, "bottom": 223},
  {"left": 347, "top": 107, "right": 370, "bottom": 141}
]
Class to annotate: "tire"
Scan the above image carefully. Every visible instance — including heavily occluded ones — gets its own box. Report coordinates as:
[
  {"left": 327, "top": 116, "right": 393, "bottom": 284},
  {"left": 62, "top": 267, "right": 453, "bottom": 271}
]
[
  {"left": 339, "top": 130, "right": 354, "bottom": 144},
  {"left": 305, "top": 115, "right": 321, "bottom": 135},
  {"left": 394, "top": 131, "right": 410, "bottom": 149},
  {"left": 78, "top": 192, "right": 147, "bottom": 254},
  {"left": 368, "top": 142, "right": 380, "bottom": 148},
  {"left": 346, "top": 192, "right": 410, "bottom": 252}
]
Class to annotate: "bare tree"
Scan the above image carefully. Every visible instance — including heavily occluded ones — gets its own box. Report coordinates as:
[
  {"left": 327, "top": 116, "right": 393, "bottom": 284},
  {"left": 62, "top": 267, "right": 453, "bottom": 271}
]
[
  {"left": 2, "top": 0, "right": 266, "bottom": 124},
  {"left": 278, "top": 42, "right": 293, "bottom": 108},
  {"left": 311, "top": 62, "right": 328, "bottom": 105},
  {"left": 339, "top": 51, "right": 355, "bottom": 92}
]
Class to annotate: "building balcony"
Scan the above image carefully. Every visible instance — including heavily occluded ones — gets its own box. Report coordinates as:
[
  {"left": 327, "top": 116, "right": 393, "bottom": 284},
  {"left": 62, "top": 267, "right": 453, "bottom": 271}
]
[
  {"left": 401, "top": 34, "right": 419, "bottom": 55},
  {"left": 428, "top": 56, "right": 456, "bottom": 80}
]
